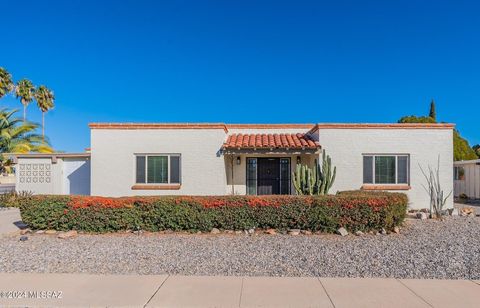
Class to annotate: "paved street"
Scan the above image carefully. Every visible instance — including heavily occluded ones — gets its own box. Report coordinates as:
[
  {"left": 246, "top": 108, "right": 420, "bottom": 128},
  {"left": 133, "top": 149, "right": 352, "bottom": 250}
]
[{"left": 0, "top": 273, "right": 479, "bottom": 307}]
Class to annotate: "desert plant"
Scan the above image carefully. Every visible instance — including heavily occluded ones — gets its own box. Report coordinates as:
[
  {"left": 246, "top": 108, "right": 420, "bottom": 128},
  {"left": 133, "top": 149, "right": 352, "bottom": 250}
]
[
  {"left": 0, "top": 190, "right": 33, "bottom": 207},
  {"left": 419, "top": 156, "right": 452, "bottom": 219},
  {"left": 292, "top": 150, "right": 336, "bottom": 195},
  {"left": 318, "top": 149, "right": 336, "bottom": 194},
  {"left": 292, "top": 164, "right": 316, "bottom": 195}
]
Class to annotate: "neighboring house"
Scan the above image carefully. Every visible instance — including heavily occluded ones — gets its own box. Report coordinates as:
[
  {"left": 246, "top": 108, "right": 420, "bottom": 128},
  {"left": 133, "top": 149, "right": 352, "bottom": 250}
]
[
  {"left": 11, "top": 122, "right": 454, "bottom": 209},
  {"left": 454, "top": 159, "right": 480, "bottom": 199}
]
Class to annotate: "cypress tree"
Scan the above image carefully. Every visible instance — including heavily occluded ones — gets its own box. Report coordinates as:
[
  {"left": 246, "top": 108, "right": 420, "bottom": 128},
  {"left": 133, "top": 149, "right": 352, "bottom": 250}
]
[{"left": 429, "top": 99, "right": 436, "bottom": 121}]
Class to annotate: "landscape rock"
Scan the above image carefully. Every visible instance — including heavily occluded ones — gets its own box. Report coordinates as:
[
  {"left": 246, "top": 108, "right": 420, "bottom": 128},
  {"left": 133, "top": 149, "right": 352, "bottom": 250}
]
[
  {"left": 301, "top": 230, "right": 312, "bottom": 235},
  {"left": 393, "top": 226, "right": 400, "bottom": 234},
  {"left": 1, "top": 217, "right": 480, "bottom": 279},
  {"left": 288, "top": 229, "right": 301, "bottom": 236},
  {"left": 355, "top": 231, "right": 364, "bottom": 236},
  {"left": 337, "top": 227, "right": 348, "bottom": 236},
  {"left": 35, "top": 230, "right": 45, "bottom": 234},
  {"left": 461, "top": 207, "right": 475, "bottom": 217},
  {"left": 416, "top": 212, "right": 428, "bottom": 220},
  {"left": 20, "top": 229, "right": 32, "bottom": 235},
  {"left": 380, "top": 228, "right": 387, "bottom": 235},
  {"left": 210, "top": 228, "right": 220, "bottom": 234},
  {"left": 450, "top": 208, "right": 459, "bottom": 216},
  {"left": 265, "top": 229, "right": 276, "bottom": 235},
  {"left": 19, "top": 236, "right": 28, "bottom": 242},
  {"left": 406, "top": 213, "right": 418, "bottom": 219},
  {"left": 235, "top": 231, "right": 243, "bottom": 235},
  {"left": 247, "top": 229, "right": 255, "bottom": 235},
  {"left": 57, "top": 230, "right": 78, "bottom": 239},
  {"left": 45, "top": 230, "right": 57, "bottom": 235}
]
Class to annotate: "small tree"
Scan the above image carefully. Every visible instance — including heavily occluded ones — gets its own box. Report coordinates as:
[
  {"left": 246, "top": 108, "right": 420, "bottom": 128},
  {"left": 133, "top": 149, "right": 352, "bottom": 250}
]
[
  {"left": 473, "top": 144, "right": 480, "bottom": 159},
  {"left": 419, "top": 155, "right": 452, "bottom": 219},
  {"left": 429, "top": 99, "right": 436, "bottom": 121}
]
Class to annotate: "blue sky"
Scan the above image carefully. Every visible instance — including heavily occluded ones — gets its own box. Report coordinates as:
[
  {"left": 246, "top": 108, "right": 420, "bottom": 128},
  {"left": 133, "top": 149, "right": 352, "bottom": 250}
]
[{"left": 1, "top": 0, "right": 479, "bottom": 152}]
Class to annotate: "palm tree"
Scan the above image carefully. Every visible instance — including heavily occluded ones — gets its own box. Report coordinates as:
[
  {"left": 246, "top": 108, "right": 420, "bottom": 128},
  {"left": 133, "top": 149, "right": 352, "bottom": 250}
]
[
  {"left": 0, "top": 67, "right": 14, "bottom": 99},
  {"left": 0, "top": 108, "right": 52, "bottom": 173},
  {"left": 34, "top": 85, "right": 55, "bottom": 140},
  {"left": 15, "top": 79, "right": 35, "bottom": 122},
  {"left": 0, "top": 108, "right": 53, "bottom": 154}
]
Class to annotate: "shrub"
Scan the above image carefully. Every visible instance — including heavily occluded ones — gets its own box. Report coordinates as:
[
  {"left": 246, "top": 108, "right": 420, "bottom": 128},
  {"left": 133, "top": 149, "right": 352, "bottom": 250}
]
[
  {"left": 0, "top": 190, "right": 33, "bottom": 208},
  {"left": 18, "top": 192, "right": 407, "bottom": 233}
]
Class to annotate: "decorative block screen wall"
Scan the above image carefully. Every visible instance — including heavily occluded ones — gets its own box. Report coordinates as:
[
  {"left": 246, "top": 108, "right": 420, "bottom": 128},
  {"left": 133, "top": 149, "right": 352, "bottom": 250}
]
[{"left": 18, "top": 163, "right": 52, "bottom": 185}]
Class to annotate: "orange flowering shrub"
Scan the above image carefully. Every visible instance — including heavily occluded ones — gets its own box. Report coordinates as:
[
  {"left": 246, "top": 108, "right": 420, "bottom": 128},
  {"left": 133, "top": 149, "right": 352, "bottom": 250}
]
[{"left": 19, "top": 191, "right": 407, "bottom": 233}]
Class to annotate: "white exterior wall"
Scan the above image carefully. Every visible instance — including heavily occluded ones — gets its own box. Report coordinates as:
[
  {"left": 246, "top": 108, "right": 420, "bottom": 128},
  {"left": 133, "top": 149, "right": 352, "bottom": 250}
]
[
  {"left": 63, "top": 158, "right": 91, "bottom": 195},
  {"left": 16, "top": 158, "right": 62, "bottom": 194},
  {"left": 314, "top": 128, "right": 454, "bottom": 209},
  {"left": 90, "top": 128, "right": 228, "bottom": 196},
  {"left": 15, "top": 157, "right": 90, "bottom": 195}
]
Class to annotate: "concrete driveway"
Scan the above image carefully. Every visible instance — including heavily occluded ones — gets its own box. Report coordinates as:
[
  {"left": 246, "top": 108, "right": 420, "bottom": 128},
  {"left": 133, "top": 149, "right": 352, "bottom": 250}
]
[
  {"left": 0, "top": 273, "right": 479, "bottom": 307},
  {"left": 0, "top": 208, "right": 24, "bottom": 235}
]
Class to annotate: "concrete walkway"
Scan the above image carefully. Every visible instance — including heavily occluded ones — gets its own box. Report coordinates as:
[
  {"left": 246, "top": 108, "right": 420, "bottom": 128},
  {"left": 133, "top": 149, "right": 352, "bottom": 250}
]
[
  {"left": 0, "top": 273, "right": 479, "bottom": 307},
  {"left": 0, "top": 208, "right": 24, "bottom": 235}
]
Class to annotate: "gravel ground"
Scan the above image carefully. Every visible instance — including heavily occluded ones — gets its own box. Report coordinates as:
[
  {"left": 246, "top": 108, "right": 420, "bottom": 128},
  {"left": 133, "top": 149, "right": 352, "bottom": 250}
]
[{"left": 1, "top": 217, "right": 479, "bottom": 279}]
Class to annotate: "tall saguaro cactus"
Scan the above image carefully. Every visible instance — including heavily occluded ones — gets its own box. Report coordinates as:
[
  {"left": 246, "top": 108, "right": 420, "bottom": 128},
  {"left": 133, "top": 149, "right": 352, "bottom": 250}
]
[{"left": 292, "top": 150, "right": 336, "bottom": 195}]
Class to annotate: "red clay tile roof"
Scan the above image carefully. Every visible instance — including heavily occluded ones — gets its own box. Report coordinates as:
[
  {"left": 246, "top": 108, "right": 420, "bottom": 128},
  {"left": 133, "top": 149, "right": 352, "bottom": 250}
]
[{"left": 223, "top": 133, "right": 319, "bottom": 149}]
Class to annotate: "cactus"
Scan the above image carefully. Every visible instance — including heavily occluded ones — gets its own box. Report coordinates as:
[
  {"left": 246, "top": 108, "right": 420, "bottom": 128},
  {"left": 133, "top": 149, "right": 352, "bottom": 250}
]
[
  {"left": 292, "top": 149, "right": 336, "bottom": 195},
  {"left": 318, "top": 149, "right": 336, "bottom": 195}
]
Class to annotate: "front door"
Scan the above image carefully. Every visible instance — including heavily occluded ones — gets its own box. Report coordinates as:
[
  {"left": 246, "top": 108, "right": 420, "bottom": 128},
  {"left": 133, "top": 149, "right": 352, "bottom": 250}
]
[
  {"left": 257, "top": 158, "right": 280, "bottom": 195},
  {"left": 246, "top": 157, "right": 291, "bottom": 195}
]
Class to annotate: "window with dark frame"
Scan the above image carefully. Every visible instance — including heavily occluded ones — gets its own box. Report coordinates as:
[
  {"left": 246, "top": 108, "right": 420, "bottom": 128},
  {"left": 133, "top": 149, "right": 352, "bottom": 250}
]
[
  {"left": 135, "top": 154, "right": 181, "bottom": 184},
  {"left": 363, "top": 155, "right": 409, "bottom": 185},
  {"left": 246, "top": 158, "right": 257, "bottom": 195}
]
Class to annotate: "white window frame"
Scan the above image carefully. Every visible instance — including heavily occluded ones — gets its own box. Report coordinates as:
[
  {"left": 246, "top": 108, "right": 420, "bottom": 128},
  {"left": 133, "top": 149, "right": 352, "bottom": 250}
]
[
  {"left": 363, "top": 154, "right": 410, "bottom": 185},
  {"left": 134, "top": 153, "right": 181, "bottom": 184}
]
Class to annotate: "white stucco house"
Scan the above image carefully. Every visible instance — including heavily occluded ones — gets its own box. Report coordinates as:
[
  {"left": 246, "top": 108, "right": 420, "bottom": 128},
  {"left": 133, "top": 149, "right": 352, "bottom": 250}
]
[{"left": 11, "top": 122, "right": 454, "bottom": 209}]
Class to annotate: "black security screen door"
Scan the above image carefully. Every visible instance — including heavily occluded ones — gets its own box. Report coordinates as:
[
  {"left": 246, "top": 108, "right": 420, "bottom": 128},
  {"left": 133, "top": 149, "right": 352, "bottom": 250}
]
[
  {"left": 247, "top": 158, "right": 290, "bottom": 195},
  {"left": 257, "top": 158, "right": 280, "bottom": 195}
]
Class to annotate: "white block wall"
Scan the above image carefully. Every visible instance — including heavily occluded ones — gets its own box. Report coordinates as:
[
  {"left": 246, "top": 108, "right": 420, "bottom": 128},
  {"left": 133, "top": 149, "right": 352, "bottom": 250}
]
[
  {"left": 90, "top": 128, "right": 228, "bottom": 196},
  {"left": 314, "top": 128, "right": 454, "bottom": 209},
  {"left": 16, "top": 158, "right": 60, "bottom": 194},
  {"left": 63, "top": 158, "right": 91, "bottom": 195},
  {"left": 16, "top": 157, "right": 90, "bottom": 195}
]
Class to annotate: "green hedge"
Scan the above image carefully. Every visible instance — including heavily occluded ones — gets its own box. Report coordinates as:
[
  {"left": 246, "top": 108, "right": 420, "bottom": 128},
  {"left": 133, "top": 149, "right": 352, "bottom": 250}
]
[{"left": 17, "top": 192, "right": 407, "bottom": 233}]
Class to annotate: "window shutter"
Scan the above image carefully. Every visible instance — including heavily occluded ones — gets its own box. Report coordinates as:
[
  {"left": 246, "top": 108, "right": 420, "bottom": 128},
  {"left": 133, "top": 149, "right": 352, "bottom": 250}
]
[
  {"left": 136, "top": 156, "right": 146, "bottom": 183},
  {"left": 363, "top": 156, "right": 373, "bottom": 184},
  {"left": 170, "top": 156, "right": 180, "bottom": 184},
  {"left": 397, "top": 156, "right": 408, "bottom": 184}
]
